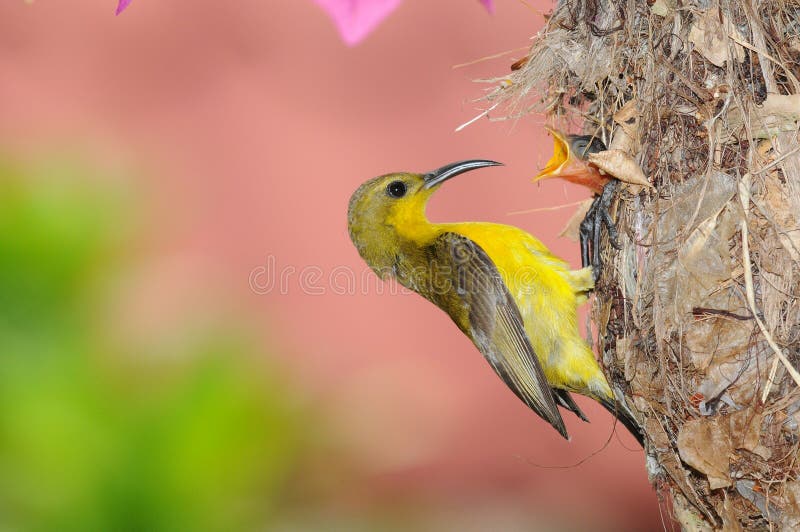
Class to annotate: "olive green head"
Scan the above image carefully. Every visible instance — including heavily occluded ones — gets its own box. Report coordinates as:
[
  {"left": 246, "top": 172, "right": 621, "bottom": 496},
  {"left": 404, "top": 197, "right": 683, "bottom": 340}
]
[{"left": 347, "top": 160, "right": 502, "bottom": 275}]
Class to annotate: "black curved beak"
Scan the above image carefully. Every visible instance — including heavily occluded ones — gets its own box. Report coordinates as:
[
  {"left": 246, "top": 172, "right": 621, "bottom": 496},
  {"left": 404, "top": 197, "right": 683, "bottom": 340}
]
[{"left": 422, "top": 159, "right": 503, "bottom": 189}]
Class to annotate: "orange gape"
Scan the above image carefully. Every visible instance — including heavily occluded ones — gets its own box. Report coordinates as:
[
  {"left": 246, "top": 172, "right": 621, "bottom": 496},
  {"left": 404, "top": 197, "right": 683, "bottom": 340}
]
[{"left": 534, "top": 127, "right": 610, "bottom": 194}]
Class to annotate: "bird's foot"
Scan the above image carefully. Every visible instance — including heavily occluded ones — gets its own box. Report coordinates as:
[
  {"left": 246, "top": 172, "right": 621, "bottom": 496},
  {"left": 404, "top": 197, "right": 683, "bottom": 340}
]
[{"left": 579, "top": 180, "right": 621, "bottom": 281}]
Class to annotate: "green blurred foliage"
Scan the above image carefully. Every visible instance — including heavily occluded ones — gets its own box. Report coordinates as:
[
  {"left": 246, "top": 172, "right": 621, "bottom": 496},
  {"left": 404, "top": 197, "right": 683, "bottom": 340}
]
[{"left": 0, "top": 159, "right": 304, "bottom": 531}]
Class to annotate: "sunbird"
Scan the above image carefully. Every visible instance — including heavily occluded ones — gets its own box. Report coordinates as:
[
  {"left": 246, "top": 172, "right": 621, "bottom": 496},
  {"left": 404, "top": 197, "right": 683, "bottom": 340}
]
[
  {"left": 535, "top": 128, "right": 620, "bottom": 274},
  {"left": 347, "top": 160, "right": 642, "bottom": 443}
]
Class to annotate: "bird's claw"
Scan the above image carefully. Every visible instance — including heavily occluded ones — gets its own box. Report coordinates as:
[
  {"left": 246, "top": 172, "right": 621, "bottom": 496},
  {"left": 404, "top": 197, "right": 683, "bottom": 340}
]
[{"left": 579, "top": 180, "right": 620, "bottom": 280}]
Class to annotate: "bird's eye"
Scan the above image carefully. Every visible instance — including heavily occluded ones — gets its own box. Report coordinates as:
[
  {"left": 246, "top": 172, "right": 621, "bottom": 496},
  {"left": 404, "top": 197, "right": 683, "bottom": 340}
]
[{"left": 386, "top": 180, "right": 407, "bottom": 198}]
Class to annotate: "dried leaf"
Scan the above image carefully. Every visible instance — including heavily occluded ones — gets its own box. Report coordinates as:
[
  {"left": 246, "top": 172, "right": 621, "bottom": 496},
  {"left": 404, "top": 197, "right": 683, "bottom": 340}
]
[
  {"left": 688, "top": 10, "right": 745, "bottom": 67},
  {"left": 609, "top": 126, "right": 637, "bottom": 154},
  {"left": 587, "top": 149, "right": 652, "bottom": 188},
  {"left": 630, "top": 360, "right": 661, "bottom": 398},
  {"left": 679, "top": 215, "right": 731, "bottom": 289},
  {"left": 558, "top": 199, "right": 594, "bottom": 241},
  {"left": 685, "top": 318, "right": 752, "bottom": 371},
  {"left": 655, "top": 173, "right": 738, "bottom": 328},
  {"left": 678, "top": 417, "right": 733, "bottom": 489},
  {"left": 723, "top": 94, "right": 800, "bottom": 142},
  {"left": 697, "top": 345, "right": 769, "bottom": 408},
  {"left": 615, "top": 336, "right": 634, "bottom": 376},
  {"left": 610, "top": 101, "right": 640, "bottom": 154},
  {"left": 762, "top": 172, "right": 800, "bottom": 265},
  {"left": 650, "top": 0, "right": 676, "bottom": 17},
  {"left": 688, "top": 194, "right": 738, "bottom": 260},
  {"left": 614, "top": 99, "right": 639, "bottom": 137},
  {"left": 728, "top": 408, "right": 770, "bottom": 459},
  {"left": 649, "top": 417, "right": 719, "bottom": 524}
]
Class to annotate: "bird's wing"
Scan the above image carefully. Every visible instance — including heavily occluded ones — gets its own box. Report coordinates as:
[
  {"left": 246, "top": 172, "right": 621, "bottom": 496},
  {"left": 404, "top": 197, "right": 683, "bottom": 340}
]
[
  {"left": 428, "top": 232, "right": 568, "bottom": 439},
  {"left": 554, "top": 389, "right": 589, "bottom": 422}
]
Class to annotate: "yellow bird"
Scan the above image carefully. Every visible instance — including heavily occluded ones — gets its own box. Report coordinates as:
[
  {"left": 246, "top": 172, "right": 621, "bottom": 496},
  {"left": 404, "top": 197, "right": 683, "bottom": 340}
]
[{"left": 347, "top": 160, "right": 642, "bottom": 443}]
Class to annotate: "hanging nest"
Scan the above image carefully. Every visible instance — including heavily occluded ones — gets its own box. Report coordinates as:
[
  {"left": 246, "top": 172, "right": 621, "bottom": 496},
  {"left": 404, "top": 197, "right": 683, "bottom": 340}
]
[{"left": 479, "top": 0, "right": 800, "bottom": 529}]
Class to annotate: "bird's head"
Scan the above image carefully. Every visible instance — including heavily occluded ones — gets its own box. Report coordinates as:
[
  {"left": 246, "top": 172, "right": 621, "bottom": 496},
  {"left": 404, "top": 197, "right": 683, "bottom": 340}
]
[
  {"left": 347, "top": 160, "right": 502, "bottom": 275},
  {"left": 534, "top": 128, "right": 608, "bottom": 194}
]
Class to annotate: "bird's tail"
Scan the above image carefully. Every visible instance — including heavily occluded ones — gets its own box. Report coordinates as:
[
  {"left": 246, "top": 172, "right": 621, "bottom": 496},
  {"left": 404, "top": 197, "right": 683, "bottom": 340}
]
[{"left": 598, "top": 396, "right": 644, "bottom": 447}]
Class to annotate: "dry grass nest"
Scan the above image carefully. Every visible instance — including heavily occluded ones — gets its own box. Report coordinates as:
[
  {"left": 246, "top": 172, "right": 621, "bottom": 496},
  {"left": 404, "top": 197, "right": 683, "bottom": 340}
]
[{"left": 474, "top": 0, "right": 800, "bottom": 529}]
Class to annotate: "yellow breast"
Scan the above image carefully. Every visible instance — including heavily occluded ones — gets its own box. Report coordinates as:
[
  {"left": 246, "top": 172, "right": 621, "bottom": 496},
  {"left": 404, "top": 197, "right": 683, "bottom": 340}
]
[{"left": 439, "top": 222, "right": 610, "bottom": 399}]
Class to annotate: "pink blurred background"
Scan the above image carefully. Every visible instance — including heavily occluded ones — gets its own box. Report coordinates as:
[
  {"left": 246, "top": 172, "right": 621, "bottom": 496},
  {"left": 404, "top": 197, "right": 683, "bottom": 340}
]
[{"left": 0, "top": 0, "right": 661, "bottom": 528}]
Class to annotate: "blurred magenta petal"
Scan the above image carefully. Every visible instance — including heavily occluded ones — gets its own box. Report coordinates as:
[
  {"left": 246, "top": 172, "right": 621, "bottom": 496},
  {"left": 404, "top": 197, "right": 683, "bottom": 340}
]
[
  {"left": 314, "top": 0, "right": 403, "bottom": 46},
  {"left": 115, "top": 0, "right": 133, "bottom": 15},
  {"left": 479, "top": 0, "right": 494, "bottom": 13}
]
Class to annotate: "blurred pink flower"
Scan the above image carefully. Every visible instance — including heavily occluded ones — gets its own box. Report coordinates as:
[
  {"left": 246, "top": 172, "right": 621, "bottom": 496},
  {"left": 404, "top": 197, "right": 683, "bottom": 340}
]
[
  {"left": 112, "top": 1, "right": 495, "bottom": 37},
  {"left": 315, "top": 0, "right": 494, "bottom": 46},
  {"left": 115, "top": 0, "right": 132, "bottom": 15}
]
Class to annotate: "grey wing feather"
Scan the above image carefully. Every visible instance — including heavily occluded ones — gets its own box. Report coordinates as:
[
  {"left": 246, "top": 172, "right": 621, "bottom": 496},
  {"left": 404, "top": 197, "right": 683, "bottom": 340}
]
[
  {"left": 554, "top": 389, "right": 589, "bottom": 422},
  {"left": 430, "top": 232, "right": 568, "bottom": 439}
]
